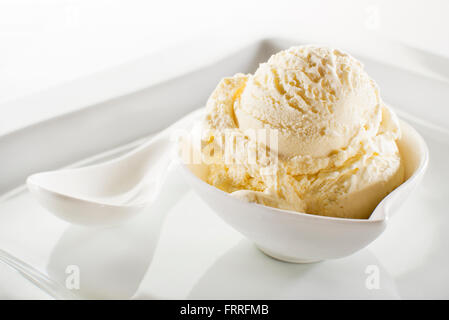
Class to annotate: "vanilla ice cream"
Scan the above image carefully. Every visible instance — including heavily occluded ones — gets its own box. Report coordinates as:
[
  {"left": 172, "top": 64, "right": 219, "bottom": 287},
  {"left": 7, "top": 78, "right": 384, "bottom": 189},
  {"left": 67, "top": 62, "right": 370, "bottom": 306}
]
[{"left": 197, "top": 45, "right": 404, "bottom": 219}]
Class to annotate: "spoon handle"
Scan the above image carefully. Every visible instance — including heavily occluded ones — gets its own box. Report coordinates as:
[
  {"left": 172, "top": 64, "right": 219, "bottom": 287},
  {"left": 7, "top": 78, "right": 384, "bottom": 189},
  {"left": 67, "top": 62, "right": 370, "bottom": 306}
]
[{"left": 113, "top": 108, "right": 204, "bottom": 206}]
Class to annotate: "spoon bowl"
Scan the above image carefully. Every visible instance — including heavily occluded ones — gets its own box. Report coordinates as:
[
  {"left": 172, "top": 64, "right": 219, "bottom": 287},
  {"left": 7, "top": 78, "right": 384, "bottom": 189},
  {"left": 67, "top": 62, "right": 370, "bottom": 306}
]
[{"left": 179, "top": 119, "right": 429, "bottom": 263}]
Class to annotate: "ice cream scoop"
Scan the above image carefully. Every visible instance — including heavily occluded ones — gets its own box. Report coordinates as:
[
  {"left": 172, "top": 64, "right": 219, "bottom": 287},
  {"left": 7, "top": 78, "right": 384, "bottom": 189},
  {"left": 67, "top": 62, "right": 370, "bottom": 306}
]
[
  {"left": 236, "top": 46, "right": 381, "bottom": 157},
  {"left": 199, "top": 45, "right": 405, "bottom": 219}
]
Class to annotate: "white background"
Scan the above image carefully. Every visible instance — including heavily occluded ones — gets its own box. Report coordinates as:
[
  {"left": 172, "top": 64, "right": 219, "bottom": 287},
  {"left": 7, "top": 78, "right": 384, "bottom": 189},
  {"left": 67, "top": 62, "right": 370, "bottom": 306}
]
[{"left": 1, "top": 0, "right": 448, "bottom": 131}]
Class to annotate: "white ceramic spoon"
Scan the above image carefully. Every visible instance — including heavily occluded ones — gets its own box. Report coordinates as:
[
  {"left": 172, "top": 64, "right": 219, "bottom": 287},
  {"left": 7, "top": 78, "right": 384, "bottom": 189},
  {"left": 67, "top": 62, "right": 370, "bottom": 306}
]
[{"left": 27, "top": 108, "right": 204, "bottom": 226}]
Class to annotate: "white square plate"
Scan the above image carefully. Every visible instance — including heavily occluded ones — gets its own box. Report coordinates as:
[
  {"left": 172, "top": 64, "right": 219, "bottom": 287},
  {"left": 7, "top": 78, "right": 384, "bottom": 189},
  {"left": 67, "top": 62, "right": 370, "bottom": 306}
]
[{"left": 1, "top": 38, "right": 448, "bottom": 299}]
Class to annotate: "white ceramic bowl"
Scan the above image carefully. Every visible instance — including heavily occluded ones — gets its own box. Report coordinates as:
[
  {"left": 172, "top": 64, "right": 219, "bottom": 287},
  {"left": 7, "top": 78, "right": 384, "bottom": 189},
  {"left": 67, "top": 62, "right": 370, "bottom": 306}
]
[{"left": 179, "top": 120, "right": 428, "bottom": 263}]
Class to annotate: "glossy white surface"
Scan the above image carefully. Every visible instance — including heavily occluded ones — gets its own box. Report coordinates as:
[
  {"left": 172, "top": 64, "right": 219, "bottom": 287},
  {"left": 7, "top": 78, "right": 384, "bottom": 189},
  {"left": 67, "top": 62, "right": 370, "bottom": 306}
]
[
  {"left": 0, "top": 114, "right": 445, "bottom": 299},
  {"left": 0, "top": 38, "right": 448, "bottom": 299}
]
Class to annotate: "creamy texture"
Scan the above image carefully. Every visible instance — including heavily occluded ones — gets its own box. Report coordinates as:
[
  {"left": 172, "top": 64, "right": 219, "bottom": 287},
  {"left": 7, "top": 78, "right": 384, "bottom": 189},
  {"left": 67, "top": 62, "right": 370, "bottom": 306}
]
[{"left": 199, "top": 45, "right": 404, "bottom": 219}]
